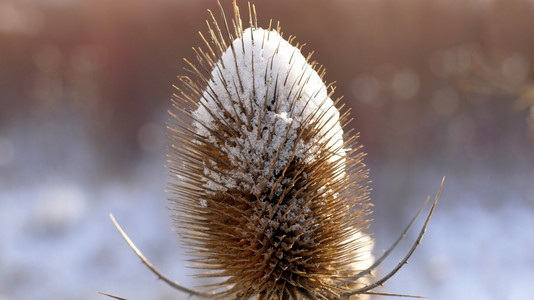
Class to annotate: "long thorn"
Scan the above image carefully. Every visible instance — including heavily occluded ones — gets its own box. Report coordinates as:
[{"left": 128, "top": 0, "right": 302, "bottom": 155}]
[
  {"left": 343, "top": 177, "right": 444, "bottom": 297},
  {"left": 362, "top": 291, "right": 427, "bottom": 298},
  {"left": 97, "top": 291, "right": 127, "bottom": 300},
  {"left": 109, "top": 214, "right": 210, "bottom": 298},
  {"left": 345, "top": 195, "right": 431, "bottom": 283}
]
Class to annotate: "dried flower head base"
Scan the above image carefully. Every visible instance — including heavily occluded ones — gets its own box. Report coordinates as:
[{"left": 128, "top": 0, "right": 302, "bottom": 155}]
[{"left": 105, "top": 1, "right": 443, "bottom": 299}]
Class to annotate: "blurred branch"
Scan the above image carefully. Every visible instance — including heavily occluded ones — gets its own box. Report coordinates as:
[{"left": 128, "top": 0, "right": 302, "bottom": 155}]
[{"left": 458, "top": 48, "right": 534, "bottom": 134}]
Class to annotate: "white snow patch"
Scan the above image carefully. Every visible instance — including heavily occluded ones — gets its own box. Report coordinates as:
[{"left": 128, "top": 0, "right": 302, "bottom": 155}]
[{"left": 192, "top": 28, "right": 345, "bottom": 194}]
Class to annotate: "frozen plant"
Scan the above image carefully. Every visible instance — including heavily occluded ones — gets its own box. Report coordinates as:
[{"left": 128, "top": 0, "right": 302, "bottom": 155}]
[{"left": 106, "top": 1, "right": 443, "bottom": 299}]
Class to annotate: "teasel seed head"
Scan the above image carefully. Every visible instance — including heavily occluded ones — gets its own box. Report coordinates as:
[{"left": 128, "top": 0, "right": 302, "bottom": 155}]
[{"left": 168, "top": 1, "right": 374, "bottom": 299}]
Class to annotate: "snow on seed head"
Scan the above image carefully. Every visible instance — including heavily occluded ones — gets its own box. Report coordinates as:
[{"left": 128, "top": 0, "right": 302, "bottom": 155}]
[
  {"left": 193, "top": 28, "right": 345, "bottom": 195},
  {"left": 168, "top": 2, "right": 372, "bottom": 299}
]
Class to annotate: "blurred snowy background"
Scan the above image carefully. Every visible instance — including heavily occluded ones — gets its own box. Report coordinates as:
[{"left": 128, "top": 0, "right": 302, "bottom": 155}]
[{"left": 1, "top": 0, "right": 533, "bottom": 299}]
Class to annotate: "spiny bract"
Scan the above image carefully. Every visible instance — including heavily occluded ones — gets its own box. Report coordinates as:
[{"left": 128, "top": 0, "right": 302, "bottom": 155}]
[{"left": 168, "top": 2, "right": 374, "bottom": 299}]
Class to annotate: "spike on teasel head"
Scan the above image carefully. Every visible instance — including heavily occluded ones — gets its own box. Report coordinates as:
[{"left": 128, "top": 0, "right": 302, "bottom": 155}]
[{"left": 167, "top": 1, "right": 374, "bottom": 298}]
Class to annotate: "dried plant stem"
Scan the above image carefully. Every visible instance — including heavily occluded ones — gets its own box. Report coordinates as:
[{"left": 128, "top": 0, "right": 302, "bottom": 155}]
[
  {"left": 343, "top": 177, "right": 444, "bottom": 297},
  {"left": 108, "top": 214, "right": 210, "bottom": 298}
]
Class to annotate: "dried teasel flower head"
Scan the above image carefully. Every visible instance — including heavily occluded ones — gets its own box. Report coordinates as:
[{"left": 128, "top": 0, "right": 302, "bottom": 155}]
[
  {"left": 168, "top": 1, "right": 374, "bottom": 299},
  {"left": 103, "top": 2, "right": 441, "bottom": 300}
]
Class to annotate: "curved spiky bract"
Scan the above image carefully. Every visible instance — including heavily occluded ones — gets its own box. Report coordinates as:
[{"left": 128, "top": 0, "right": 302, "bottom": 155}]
[{"left": 168, "top": 2, "right": 373, "bottom": 299}]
